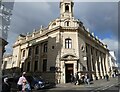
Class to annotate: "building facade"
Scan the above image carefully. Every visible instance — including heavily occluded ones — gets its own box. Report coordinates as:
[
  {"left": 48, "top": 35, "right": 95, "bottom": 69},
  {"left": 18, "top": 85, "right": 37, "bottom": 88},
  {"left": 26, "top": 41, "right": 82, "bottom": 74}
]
[
  {"left": 2, "top": 54, "right": 13, "bottom": 69},
  {"left": 0, "top": 2, "right": 14, "bottom": 91},
  {"left": 109, "top": 51, "right": 118, "bottom": 76},
  {"left": 12, "top": 0, "right": 110, "bottom": 84},
  {"left": 0, "top": 1, "right": 14, "bottom": 63}
]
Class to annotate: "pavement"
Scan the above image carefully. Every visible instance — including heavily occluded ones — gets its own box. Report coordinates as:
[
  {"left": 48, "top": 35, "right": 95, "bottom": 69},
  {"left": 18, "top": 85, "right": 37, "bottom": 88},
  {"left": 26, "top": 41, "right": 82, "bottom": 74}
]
[
  {"left": 49, "top": 77, "right": 119, "bottom": 91},
  {"left": 11, "top": 76, "right": 119, "bottom": 92}
]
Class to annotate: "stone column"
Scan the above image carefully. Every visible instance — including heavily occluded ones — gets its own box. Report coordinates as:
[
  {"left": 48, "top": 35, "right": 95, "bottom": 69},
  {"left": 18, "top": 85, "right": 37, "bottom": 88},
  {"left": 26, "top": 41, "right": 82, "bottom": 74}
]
[
  {"left": 95, "top": 57, "right": 99, "bottom": 79},
  {"left": 92, "top": 48, "right": 96, "bottom": 80},
  {"left": 61, "top": 61, "right": 65, "bottom": 83},
  {"left": 74, "top": 61, "right": 77, "bottom": 74},
  {"left": 90, "top": 49, "right": 94, "bottom": 80},
  {"left": 99, "top": 55, "right": 103, "bottom": 78},
  {"left": 101, "top": 54, "right": 105, "bottom": 77},
  {"left": 38, "top": 45, "right": 40, "bottom": 72},
  {"left": 17, "top": 46, "right": 22, "bottom": 68},
  {"left": 104, "top": 56, "right": 107, "bottom": 74},
  {"left": 31, "top": 47, "right": 34, "bottom": 72},
  {"left": 105, "top": 53, "right": 110, "bottom": 74}
]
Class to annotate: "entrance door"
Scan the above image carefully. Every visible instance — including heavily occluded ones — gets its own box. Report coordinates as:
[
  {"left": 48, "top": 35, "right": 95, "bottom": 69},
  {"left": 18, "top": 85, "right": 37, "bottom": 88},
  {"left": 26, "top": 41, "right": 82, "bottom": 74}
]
[{"left": 65, "top": 64, "right": 73, "bottom": 83}]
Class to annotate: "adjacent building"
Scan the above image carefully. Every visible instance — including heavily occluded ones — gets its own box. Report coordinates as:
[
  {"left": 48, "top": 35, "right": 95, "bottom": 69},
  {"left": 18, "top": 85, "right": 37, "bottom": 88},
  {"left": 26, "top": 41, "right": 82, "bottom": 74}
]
[
  {"left": 108, "top": 51, "right": 118, "bottom": 76},
  {"left": 2, "top": 54, "right": 13, "bottom": 70},
  {"left": 11, "top": 0, "right": 111, "bottom": 84},
  {"left": 0, "top": 1, "right": 14, "bottom": 63},
  {"left": 0, "top": 1, "right": 14, "bottom": 91}
]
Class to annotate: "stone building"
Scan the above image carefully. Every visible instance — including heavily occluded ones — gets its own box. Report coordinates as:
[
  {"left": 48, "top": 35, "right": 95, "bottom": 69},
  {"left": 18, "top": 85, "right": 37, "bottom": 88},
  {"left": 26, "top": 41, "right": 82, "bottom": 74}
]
[
  {"left": 12, "top": 0, "right": 110, "bottom": 84},
  {"left": 0, "top": 1, "right": 14, "bottom": 63},
  {"left": 109, "top": 51, "right": 118, "bottom": 76},
  {"left": 0, "top": 2, "right": 14, "bottom": 91},
  {"left": 2, "top": 54, "right": 13, "bottom": 70}
]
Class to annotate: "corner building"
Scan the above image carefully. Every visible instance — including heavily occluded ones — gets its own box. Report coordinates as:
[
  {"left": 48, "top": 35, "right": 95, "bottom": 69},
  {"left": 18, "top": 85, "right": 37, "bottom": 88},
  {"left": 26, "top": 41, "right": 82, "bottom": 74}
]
[{"left": 12, "top": 0, "right": 110, "bottom": 84}]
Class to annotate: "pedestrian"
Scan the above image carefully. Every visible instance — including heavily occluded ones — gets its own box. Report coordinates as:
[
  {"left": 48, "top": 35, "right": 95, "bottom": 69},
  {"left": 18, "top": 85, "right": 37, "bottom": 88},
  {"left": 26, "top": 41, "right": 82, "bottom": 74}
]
[
  {"left": 22, "top": 79, "right": 31, "bottom": 92},
  {"left": 84, "top": 74, "right": 87, "bottom": 84},
  {"left": 74, "top": 73, "right": 79, "bottom": 85},
  {"left": 17, "top": 72, "right": 27, "bottom": 92},
  {"left": 105, "top": 74, "right": 109, "bottom": 81},
  {"left": 81, "top": 75, "right": 85, "bottom": 84},
  {"left": 85, "top": 74, "right": 90, "bottom": 85},
  {"left": 2, "top": 77, "right": 11, "bottom": 92},
  {"left": 70, "top": 73, "right": 74, "bottom": 83}
]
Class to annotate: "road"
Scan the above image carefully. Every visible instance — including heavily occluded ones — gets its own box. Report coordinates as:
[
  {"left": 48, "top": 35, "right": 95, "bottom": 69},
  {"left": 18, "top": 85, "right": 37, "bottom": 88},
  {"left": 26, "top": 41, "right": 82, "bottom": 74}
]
[
  {"left": 90, "top": 83, "right": 120, "bottom": 92},
  {"left": 32, "top": 77, "right": 119, "bottom": 92},
  {"left": 10, "top": 77, "right": 119, "bottom": 92},
  {"left": 32, "top": 83, "right": 120, "bottom": 92}
]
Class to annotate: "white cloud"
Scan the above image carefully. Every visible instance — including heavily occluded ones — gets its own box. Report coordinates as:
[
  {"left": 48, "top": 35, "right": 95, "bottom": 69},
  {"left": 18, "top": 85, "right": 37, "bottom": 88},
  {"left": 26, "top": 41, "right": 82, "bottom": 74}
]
[
  {"left": 102, "top": 38, "right": 118, "bottom": 51},
  {"left": 102, "top": 38, "right": 118, "bottom": 62}
]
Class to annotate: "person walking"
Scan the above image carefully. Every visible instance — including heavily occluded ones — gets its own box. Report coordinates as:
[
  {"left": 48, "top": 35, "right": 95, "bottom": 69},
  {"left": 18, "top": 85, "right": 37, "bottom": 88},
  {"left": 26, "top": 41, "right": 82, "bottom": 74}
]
[
  {"left": 84, "top": 74, "right": 90, "bottom": 85},
  {"left": 17, "top": 72, "right": 27, "bottom": 92},
  {"left": 2, "top": 77, "right": 11, "bottom": 92},
  {"left": 105, "top": 74, "right": 109, "bottom": 81},
  {"left": 81, "top": 75, "right": 85, "bottom": 84},
  {"left": 86, "top": 74, "right": 90, "bottom": 85},
  {"left": 74, "top": 73, "right": 79, "bottom": 85},
  {"left": 70, "top": 73, "right": 74, "bottom": 83},
  {"left": 22, "top": 79, "right": 31, "bottom": 92}
]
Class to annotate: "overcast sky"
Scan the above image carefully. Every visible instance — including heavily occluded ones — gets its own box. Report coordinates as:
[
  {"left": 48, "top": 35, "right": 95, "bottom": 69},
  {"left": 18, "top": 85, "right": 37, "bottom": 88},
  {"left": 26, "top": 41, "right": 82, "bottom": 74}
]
[{"left": 6, "top": 1, "right": 118, "bottom": 62}]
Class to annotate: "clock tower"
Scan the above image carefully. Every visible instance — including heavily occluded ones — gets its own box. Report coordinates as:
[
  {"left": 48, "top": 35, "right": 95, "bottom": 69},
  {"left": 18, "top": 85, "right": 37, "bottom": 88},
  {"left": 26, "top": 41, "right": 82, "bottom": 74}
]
[{"left": 60, "top": 0, "right": 74, "bottom": 18}]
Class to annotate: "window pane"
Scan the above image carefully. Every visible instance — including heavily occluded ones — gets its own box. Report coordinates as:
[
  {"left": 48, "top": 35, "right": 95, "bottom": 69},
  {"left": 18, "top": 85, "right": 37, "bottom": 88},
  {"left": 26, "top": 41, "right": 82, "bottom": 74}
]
[
  {"left": 34, "top": 61, "right": 38, "bottom": 72},
  {"left": 65, "top": 5, "right": 69, "bottom": 12},
  {"left": 43, "top": 59, "right": 47, "bottom": 72},
  {"left": 28, "top": 48, "right": 32, "bottom": 56},
  {"left": 22, "top": 50, "right": 25, "bottom": 57},
  {"left": 21, "top": 63, "right": 24, "bottom": 72},
  {"left": 27, "top": 62, "right": 30, "bottom": 72},
  {"left": 43, "top": 43, "right": 47, "bottom": 52},
  {"left": 65, "top": 38, "right": 72, "bottom": 49},
  {"left": 35, "top": 46, "right": 39, "bottom": 54},
  {"left": 69, "top": 43, "right": 72, "bottom": 48}
]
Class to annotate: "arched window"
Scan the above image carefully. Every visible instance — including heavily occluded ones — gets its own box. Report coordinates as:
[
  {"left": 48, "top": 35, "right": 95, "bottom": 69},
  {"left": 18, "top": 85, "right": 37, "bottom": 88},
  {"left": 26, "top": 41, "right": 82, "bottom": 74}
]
[
  {"left": 43, "top": 59, "right": 47, "bottom": 72},
  {"left": 27, "top": 62, "right": 30, "bottom": 72},
  {"left": 65, "top": 21, "right": 70, "bottom": 26},
  {"left": 28, "top": 48, "right": 32, "bottom": 56},
  {"left": 43, "top": 43, "right": 47, "bottom": 52},
  {"left": 22, "top": 50, "right": 25, "bottom": 57},
  {"left": 65, "top": 38, "right": 72, "bottom": 49},
  {"left": 35, "top": 46, "right": 39, "bottom": 54},
  {"left": 21, "top": 63, "right": 24, "bottom": 72},
  {"left": 65, "top": 5, "right": 69, "bottom": 12},
  {"left": 67, "top": 21, "right": 69, "bottom": 26},
  {"left": 34, "top": 61, "right": 38, "bottom": 72},
  {"left": 52, "top": 22, "right": 56, "bottom": 26}
]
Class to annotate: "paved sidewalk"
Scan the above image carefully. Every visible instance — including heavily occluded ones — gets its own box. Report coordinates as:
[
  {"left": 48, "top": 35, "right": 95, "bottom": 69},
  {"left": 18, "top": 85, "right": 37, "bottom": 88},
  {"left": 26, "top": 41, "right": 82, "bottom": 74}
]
[{"left": 51, "top": 77, "right": 119, "bottom": 90}]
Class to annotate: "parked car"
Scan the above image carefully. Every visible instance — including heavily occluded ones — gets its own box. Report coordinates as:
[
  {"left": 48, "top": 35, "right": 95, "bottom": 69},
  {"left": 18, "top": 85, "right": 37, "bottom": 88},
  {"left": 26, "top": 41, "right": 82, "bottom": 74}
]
[
  {"left": 3, "top": 74, "right": 55, "bottom": 90},
  {"left": 12, "top": 75, "right": 52, "bottom": 90},
  {"left": 25, "top": 75, "right": 52, "bottom": 90}
]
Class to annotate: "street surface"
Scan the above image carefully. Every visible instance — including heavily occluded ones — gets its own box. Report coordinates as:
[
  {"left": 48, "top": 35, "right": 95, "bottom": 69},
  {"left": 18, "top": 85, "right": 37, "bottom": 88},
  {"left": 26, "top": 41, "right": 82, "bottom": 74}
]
[{"left": 30, "top": 77, "right": 120, "bottom": 92}]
